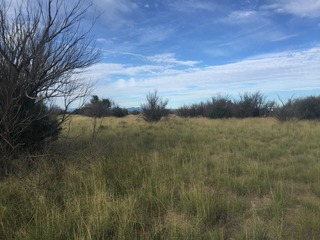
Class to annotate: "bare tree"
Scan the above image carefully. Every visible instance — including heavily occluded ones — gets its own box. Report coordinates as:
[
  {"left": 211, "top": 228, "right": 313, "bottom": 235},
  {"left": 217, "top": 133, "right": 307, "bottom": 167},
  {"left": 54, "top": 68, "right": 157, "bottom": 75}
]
[{"left": 0, "top": 0, "right": 99, "bottom": 173}]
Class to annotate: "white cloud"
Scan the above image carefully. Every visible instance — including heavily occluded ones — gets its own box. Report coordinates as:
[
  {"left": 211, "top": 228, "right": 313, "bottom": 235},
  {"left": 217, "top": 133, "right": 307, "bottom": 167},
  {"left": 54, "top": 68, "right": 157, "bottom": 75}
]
[
  {"left": 116, "top": 78, "right": 137, "bottom": 89},
  {"left": 185, "top": 1, "right": 216, "bottom": 11},
  {"left": 135, "top": 25, "right": 176, "bottom": 45},
  {"left": 92, "top": 0, "right": 138, "bottom": 27},
  {"left": 266, "top": 0, "right": 320, "bottom": 18},
  {"left": 147, "top": 53, "right": 199, "bottom": 66},
  {"left": 83, "top": 53, "right": 199, "bottom": 82},
  {"left": 227, "top": 10, "right": 258, "bottom": 22},
  {"left": 84, "top": 62, "right": 169, "bottom": 81},
  {"left": 85, "top": 47, "right": 320, "bottom": 107},
  {"left": 170, "top": 0, "right": 216, "bottom": 13}
]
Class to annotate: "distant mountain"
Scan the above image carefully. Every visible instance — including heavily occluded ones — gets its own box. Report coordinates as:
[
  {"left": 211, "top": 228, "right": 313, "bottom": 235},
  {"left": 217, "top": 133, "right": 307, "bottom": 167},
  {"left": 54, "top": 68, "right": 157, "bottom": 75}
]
[{"left": 127, "top": 107, "right": 142, "bottom": 112}]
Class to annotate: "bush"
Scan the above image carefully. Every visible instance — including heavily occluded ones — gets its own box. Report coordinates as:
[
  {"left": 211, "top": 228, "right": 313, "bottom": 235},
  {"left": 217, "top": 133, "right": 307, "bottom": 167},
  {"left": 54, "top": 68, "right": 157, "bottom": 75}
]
[
  {"left": 112, "top": 107, "right": 129, "bottom": 118},
  {"left": 275, "top": 96, "right": 320, "bottom": 121},
  {"left": 141, "top": 91, "right": 169, "bottom": 122},
  {"left": 233, "top": 92, "right": 275, "bottom": 118},
  {"left": 274, "top": 98, "right": 296, "bottom": 121},
  {"left": 294, "top": 96, "right": 320, "bottom": 119},
  {"left": 204, "top": 95, "right": 234, "bottom": 118},
  {"left": 177, "top": 92, "right": 274, "bottom": 119},
  {"left": 81, "top": 95, "right": 112, "bottom": 117},
  {"left": 1, "top": 99, "right": 61, "bottom": 152},
  {"left": 176, "top": 103, "right": 205, "bottom": 117},
  {"left": 176, "top": 105, "right": 192, "bottom": 117}
]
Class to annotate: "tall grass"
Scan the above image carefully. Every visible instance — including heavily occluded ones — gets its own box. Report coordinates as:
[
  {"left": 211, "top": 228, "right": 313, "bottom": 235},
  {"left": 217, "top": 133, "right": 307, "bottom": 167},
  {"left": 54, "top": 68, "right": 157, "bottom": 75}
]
[{"left": 1, "top": 115, "right": 320, "bottom": 239}]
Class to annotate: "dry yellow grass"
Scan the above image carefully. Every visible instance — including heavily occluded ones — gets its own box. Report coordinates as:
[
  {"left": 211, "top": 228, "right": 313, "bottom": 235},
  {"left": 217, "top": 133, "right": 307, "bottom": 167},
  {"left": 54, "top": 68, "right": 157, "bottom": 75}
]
[{"left": 1, "top": 116, "right": 320, "bottom": 239}]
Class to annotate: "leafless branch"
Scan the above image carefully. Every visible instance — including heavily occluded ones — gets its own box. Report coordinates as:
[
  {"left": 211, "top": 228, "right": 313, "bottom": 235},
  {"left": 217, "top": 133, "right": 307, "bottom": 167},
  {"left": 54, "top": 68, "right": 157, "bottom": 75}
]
[{"left": 0, "top": 0, "right": 99, "bottom": 173}]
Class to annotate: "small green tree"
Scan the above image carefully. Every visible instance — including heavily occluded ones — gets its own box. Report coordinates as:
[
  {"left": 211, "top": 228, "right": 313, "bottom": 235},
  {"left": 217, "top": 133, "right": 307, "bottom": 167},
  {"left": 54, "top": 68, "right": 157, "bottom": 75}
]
[
  {"left": 141, "top": 90, "right": 169, "bottom": 122},
  {"left": 82, "top": 95, "right": 112, "bottom": 140},
  {"left": 83, "top": 95, "right": 112, "bottom": 118}
]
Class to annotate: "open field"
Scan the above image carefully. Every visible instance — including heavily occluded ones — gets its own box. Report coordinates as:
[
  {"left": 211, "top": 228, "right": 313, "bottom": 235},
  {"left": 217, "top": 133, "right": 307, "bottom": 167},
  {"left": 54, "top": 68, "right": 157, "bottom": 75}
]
[{"left": 1, "top": 115, "right": 320, "bottom": 239}]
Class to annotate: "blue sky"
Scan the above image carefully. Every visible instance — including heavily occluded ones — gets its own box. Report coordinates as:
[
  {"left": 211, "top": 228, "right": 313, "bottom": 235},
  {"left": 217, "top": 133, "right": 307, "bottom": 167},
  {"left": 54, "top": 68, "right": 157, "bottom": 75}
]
[
  {"left": 86, "top": 0, "right": 320, "bottom": 108},
  {"left": 15, "top": 0, "right": 320, "bottom": 107}
]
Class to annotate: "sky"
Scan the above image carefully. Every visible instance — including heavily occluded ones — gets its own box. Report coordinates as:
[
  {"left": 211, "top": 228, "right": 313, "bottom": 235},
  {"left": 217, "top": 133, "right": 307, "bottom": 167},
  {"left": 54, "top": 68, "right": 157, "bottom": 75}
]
[{"left": 6, "top": 0, "right": 320, "bottom": 108}]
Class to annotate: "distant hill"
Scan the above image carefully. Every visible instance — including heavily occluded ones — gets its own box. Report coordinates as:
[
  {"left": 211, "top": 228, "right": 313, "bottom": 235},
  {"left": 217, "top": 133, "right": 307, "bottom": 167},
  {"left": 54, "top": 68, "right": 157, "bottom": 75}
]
[{"left": 127, "top": 107, "right": 142, "bottom": 112}]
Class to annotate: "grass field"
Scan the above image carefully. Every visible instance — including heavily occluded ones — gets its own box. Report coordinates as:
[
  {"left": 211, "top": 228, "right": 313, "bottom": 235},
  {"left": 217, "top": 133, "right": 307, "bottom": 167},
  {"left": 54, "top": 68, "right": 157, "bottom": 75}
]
[{"left": 1, "top": 115, "right": 320, "bottom": 239}]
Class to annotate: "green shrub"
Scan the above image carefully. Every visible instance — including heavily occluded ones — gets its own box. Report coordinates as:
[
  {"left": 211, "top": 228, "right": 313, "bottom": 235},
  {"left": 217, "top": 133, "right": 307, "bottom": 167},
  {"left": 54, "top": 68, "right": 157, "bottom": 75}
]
[
  {"left": 141, "top": 91, "right": 169, "bottom": 122},
  {"left": 112, "top": 107, "right": 129, "bottom": 118}
]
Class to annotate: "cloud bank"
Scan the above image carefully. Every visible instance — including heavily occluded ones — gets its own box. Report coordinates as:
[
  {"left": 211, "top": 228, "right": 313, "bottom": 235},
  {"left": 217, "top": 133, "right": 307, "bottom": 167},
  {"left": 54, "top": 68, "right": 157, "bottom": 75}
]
[{"left": 83, "top": 47, "right": 320, "bottom": 107}]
